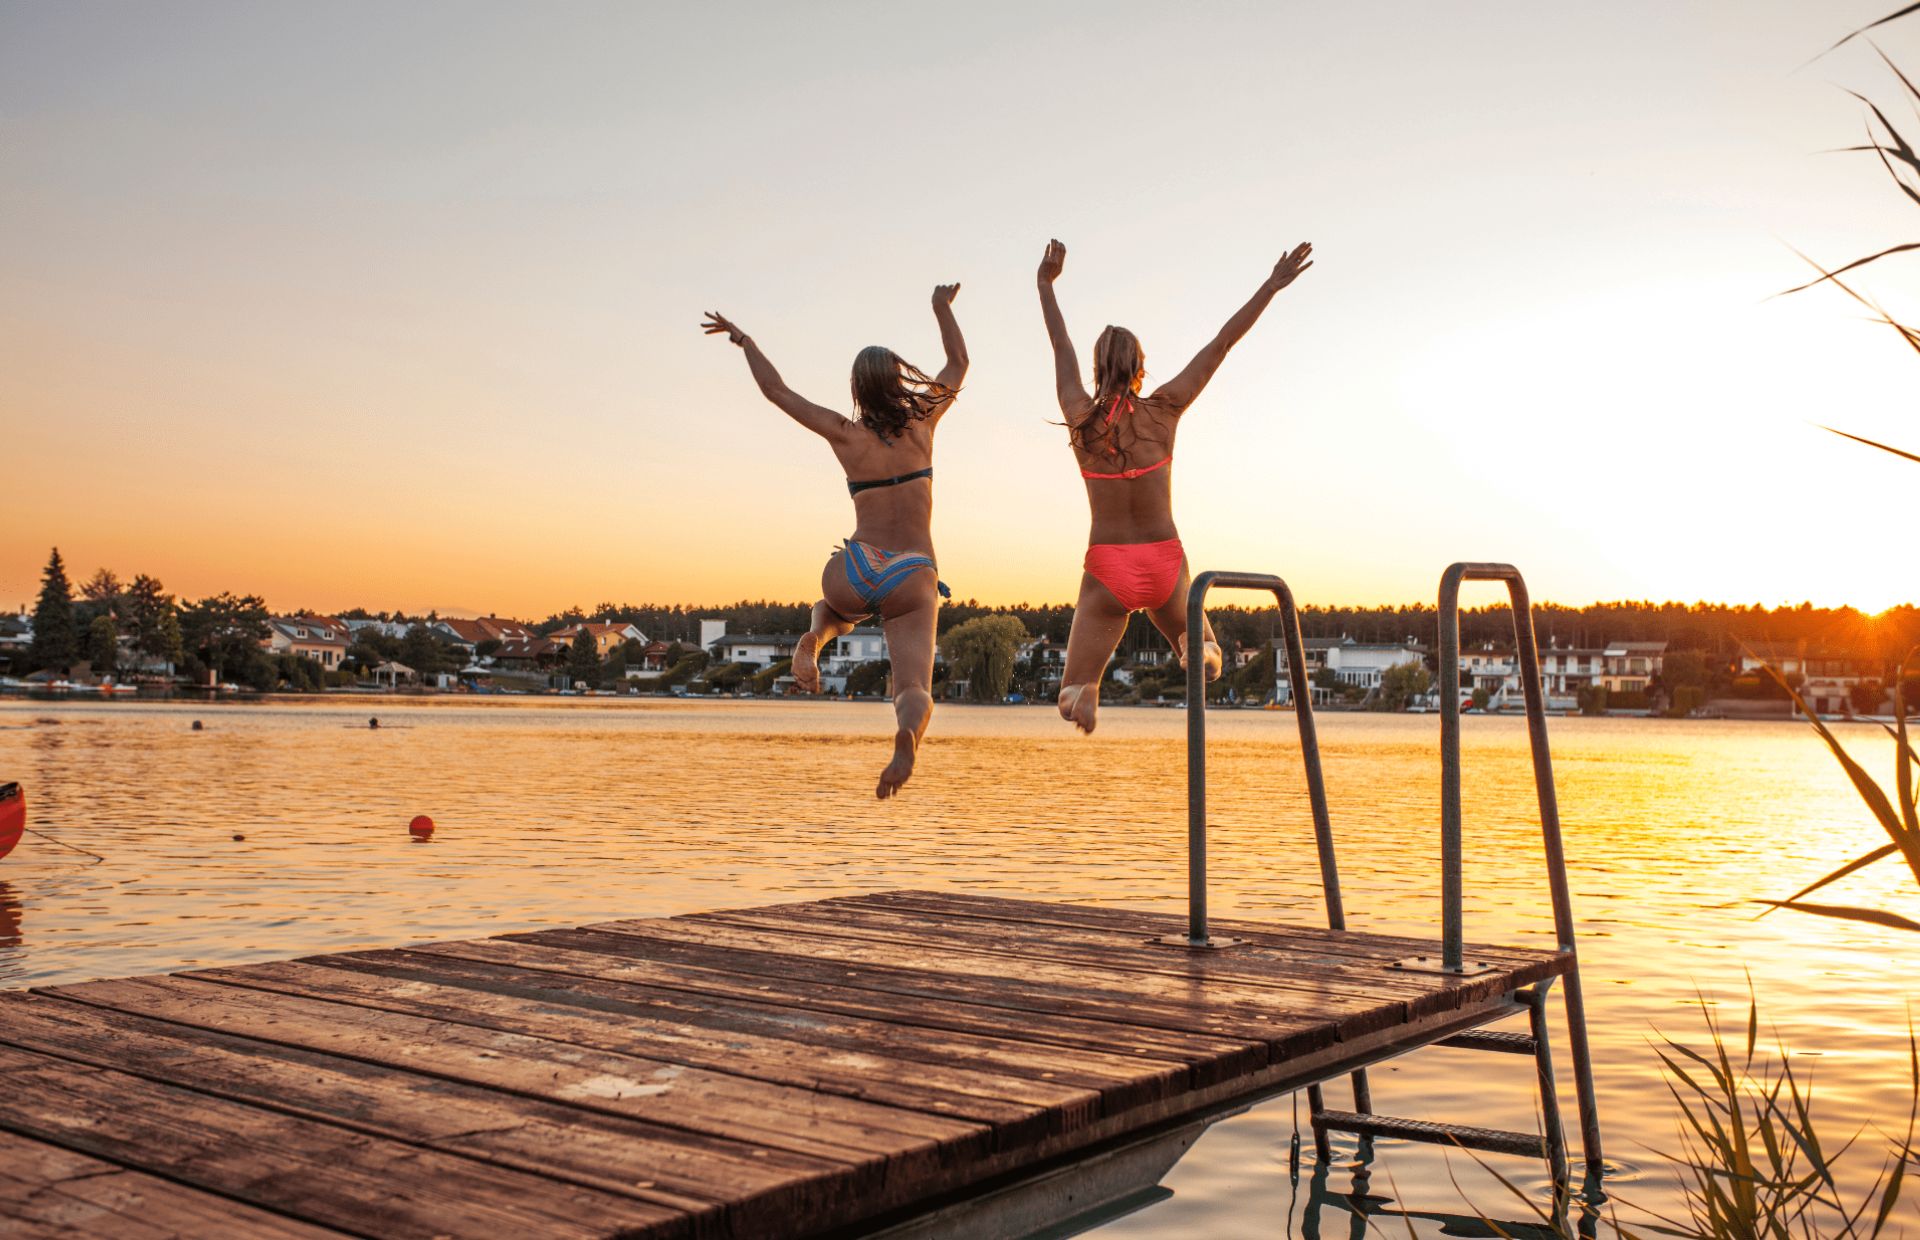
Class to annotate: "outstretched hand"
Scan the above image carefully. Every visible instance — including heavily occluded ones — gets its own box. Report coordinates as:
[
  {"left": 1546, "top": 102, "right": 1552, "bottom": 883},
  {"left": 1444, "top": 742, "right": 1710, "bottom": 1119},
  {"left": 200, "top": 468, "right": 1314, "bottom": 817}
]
[
  {"left": 699, "top": 311, "right": 746, "bottom": 345},
  {"left": 1037, "top": 238, "right": 1066, "bottom": 284},
  {"left": 1266, "top": 243, "right": 1313, "bottom": 292},
  {"left": 932, "top": 283, "right": 961, "bottom": 308}
]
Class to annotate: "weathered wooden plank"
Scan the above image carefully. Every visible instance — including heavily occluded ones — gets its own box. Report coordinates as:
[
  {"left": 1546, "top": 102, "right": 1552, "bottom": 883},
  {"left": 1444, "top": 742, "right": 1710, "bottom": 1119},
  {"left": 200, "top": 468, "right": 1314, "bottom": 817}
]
[
  {"left": 0, "top": 1130, "right": 349, "bottom": 1240},
  {"left": 838, "top": 890, "right": 1567, "bottom": 968},
  {"left": 575, "top": 916, "right": 1417, "bottom": 1045},
  {"left": 808, "top": 893, "right": 1546, "bottom": 972},
  {"left": 690, "top": 903, "right": 1465, "bottom": 998},
  {"left": 373, "top": 939, "right": 1211, "bottom": 1093},
  {"left": 42, "top": 972, "right": 988, "bottom": 1169},
  {"left": 318, "top": 947, "right": 1181, "bottom": 1115},
  {"left": 507, "top": 925, "right": 1320, "bottom": 1067},
  {"left": 404, "top": 933, "right": 1270, "bottom": 1088},
  {"left": 0, "top": 1043, "right": 684, "bottom": 1240},
  {"left": 0, "top": 990, "right": 849, "bottom": 1238},
  {"left": 177, "top": 957, "right": 1088, "bottom": 1145},
  {"left": 687, "top": 901, "right": 1558, "bottom": 1018}
]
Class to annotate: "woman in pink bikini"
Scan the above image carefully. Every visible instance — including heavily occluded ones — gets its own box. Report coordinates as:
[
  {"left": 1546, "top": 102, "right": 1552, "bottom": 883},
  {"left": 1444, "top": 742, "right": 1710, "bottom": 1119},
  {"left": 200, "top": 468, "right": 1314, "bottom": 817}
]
[
  {"left": 702, "top": 284, "right": 967, "bottom": 797},
  {"left": 1036, "top": 238, "right": 1313, "bottom": 733}
]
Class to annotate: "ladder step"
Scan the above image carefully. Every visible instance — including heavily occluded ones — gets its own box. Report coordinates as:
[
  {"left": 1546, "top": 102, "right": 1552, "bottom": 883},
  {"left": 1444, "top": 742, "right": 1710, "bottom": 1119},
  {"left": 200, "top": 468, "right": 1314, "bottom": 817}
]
[
  {"left": 1437, "top": 1029, "right": 1537, "bottom": 1055},
  {"left": 1312, "top": 1111, "right": 1546, "bottom": 1159}
]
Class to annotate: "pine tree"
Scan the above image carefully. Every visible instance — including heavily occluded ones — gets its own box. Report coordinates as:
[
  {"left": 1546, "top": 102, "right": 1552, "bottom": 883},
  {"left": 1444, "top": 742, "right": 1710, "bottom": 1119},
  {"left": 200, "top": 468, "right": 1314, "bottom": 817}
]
[
  {"left": 125, "top": 575, "right": 183, "bottom": 666},
  {"left": 569, "top": 627, "right": 601, "bottom": 689},
  {"left": 79, "top": 568, "right": 122, "bottom": 612},
  {"left": 29, "top": 548, "right": 77, "bottom": 672}
]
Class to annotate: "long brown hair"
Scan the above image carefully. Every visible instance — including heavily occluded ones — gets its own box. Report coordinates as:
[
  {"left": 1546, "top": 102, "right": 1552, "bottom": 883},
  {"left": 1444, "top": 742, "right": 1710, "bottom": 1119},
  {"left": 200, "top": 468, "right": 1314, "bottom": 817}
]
[
  {"left": 1068, "top": 325, "right": 1146, "bottom": 465},
  {"left": 850, "top": 346, "right": 955, "bottom": 443}
]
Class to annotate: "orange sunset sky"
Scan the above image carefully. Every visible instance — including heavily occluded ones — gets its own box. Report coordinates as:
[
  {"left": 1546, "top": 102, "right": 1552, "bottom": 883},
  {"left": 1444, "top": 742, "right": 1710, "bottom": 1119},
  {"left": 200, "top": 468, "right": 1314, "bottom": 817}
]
[{"left": 2, "top": 2, "right": 1914, "bottom": 618}]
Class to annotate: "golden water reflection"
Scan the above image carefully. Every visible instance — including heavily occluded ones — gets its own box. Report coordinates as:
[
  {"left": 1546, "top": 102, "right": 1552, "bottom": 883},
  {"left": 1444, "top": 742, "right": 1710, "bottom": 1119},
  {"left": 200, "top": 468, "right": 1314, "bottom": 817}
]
[{"left": 0, "top": 697, "right": 1913, "bottom": 1236}]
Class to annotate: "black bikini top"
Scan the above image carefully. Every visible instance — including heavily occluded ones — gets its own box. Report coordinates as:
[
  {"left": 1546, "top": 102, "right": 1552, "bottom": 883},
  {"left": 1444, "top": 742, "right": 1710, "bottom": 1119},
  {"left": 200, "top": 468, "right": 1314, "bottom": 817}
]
[{"left": 846, "top": 466, "right": 933, "bottom": 497}]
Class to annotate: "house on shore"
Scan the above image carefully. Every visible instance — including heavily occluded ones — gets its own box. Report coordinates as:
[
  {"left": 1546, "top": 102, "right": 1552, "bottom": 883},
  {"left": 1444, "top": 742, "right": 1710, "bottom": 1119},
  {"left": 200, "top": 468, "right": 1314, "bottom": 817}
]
[
  {"left": 264, "top": 616, "right": 352, "bottom": 670},
  {"left": 1018, "top": 637, "right": 1066, "bottom": 698},
  {"left": 1273, "top": 636, "right": 1426, "bottom": 705},
  {"left": 1538, "top": 644, "right": 1608, "bottom": 707},
  {"left": 709, "top": 632, "right": 803, "bottom": 669},
  {"left": 1450, "top": 639, "right": 1665, "bottom": 710},
  {"left": 1738, "top": 640, "right": 1886, "bottom": 715},
  {"left": 489, "top": 636, "right": 561, "bottom": 672},
  {"left": 430, "top": 615, "right": 543, "bottom": 655},
  {"left": 819, "top": 627, "right": 888, "bottom": 694},
  {"left": 1600, "top": 641, "right": 1666, "bottom": 696},
  {"left": 0, "top": 611, "right": 31, "bottom": 674},
  {"left": 549, "top": 622, "right": 647, "bottom": 658},
  {"left": 344, "top": 618, "right": 411, "bottom": 641}
]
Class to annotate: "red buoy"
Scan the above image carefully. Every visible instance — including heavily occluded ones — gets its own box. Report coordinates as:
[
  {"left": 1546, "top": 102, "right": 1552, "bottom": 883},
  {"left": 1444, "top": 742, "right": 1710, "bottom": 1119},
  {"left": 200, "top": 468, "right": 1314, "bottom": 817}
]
[
  {"left": 0, "top": 783, "right": 23, "bottom": 862},
  {"left": 408, "top": 814, "right": 434, "bottom": 841}
]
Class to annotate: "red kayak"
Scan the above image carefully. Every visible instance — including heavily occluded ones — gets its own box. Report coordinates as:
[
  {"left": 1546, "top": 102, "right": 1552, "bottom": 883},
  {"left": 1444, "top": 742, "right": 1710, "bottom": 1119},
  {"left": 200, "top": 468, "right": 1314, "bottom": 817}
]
[{"left": 0, "top": 783, "right": 21, "bottom": 862}]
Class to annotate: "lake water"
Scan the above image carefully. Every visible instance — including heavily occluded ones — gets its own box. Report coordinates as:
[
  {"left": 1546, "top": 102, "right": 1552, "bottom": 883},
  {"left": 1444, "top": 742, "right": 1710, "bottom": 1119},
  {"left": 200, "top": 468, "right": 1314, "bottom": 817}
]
[{"left": 1, "top": 697, "right": 1914, "bottom": 1236}]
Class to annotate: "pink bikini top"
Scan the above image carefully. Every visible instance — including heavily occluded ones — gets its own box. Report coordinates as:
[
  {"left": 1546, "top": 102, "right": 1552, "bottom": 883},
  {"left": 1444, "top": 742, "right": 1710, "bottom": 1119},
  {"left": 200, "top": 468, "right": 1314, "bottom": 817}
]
[{"left": 1079, "top": 397, "right": 1172, "bottom": 480}]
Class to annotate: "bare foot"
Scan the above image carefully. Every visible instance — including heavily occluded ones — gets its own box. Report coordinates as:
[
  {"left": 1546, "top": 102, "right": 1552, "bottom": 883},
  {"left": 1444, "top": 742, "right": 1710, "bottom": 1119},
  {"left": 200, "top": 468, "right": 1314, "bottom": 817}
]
[
  {"left": 792, "top": 632, "right": 822, "bottom": 693},
  {"left": 1057, "top": 683, "right": 1099, "bottom": 735},
  {"left": 1179, "top": 636, "right": 1225, "bottom": 682},
  {"left": 876, "top": 727, "right": 917, "bottom": 798}
]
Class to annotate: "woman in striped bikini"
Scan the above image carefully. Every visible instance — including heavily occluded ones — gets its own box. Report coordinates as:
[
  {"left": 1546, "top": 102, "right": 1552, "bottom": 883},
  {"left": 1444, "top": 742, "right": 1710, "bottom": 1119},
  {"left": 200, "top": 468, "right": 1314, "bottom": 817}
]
[
  {"left": 702, "top": 284, "right": 967, "bottom": 798},
  {"left": 1036, "top": 238, "right": 1313, "bottom": 734}
]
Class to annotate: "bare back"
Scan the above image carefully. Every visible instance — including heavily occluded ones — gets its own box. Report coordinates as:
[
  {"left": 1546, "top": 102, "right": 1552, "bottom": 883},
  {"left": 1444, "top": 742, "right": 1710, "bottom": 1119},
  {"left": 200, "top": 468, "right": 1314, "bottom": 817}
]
[
  {"left": 1067, "top": 392, "right": 1180, "bottom": 546},
  {"left": 828, "top": 416, "right": 940, "bottom": 556},
  {"left": 1036, "top": 238, "right": 1313, "bottom": 550}
]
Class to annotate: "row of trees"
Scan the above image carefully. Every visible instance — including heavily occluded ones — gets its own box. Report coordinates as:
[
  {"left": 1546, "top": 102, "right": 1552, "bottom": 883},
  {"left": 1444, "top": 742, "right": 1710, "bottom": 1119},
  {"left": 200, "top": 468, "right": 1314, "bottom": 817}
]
[
  {"left": 19, "top": 541, "right": 1916, "bottom": 699},
  {"left": 27, "top": 552, "right": 187, "bottom": 678},
  {"left": 537, "top": 596, "right": 1920, "bottom": 670},
  {"left": 19, "top": 549, "right": 454, "bottom": 691}
]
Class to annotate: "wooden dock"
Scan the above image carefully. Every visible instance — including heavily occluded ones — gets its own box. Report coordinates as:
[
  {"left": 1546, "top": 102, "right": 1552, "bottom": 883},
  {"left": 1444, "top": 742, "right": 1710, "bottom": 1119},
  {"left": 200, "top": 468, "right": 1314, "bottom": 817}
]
[{"left": 0, "top": 890, "right": 1570, "bottom": 1239}]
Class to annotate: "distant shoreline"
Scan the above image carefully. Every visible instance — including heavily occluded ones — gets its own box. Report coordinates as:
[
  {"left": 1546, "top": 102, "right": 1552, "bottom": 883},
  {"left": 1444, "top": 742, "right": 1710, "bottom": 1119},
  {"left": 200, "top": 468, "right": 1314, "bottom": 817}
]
[{"left": 3, "top": 684, "right": 1910, "bottom": 726}]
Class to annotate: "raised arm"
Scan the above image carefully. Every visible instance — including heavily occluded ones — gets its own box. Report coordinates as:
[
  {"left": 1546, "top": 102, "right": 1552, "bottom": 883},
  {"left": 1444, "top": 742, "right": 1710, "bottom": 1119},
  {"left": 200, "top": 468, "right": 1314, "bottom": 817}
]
[
  {"left": 1036, "top": 239, "right": 1089, "bottom": 415},
  {"left": 1151, "top": 242, "right": 1313, "bottom": 412},
  {"left": 701, "top": 311, "right": 849, "bottom": 440},
  {"left": 931, "top": 283, "right": 968, "bottom": 390}
]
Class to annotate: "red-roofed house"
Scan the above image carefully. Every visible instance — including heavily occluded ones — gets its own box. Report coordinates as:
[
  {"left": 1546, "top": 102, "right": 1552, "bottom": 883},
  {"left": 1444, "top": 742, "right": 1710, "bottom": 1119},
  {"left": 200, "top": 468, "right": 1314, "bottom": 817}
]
[
  {"left": 430, "top": 615, "right": 542, "bottom": 651},
  {"left": 549, "top": 622, "right": 647, "bottom": 658}
]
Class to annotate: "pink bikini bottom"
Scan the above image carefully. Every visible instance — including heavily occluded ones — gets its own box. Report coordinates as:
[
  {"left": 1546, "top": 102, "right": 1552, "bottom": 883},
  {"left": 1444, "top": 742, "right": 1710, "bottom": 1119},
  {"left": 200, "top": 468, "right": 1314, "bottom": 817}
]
[{"left": 1084, "top": 538, "right": 1184, "bottom": 612}]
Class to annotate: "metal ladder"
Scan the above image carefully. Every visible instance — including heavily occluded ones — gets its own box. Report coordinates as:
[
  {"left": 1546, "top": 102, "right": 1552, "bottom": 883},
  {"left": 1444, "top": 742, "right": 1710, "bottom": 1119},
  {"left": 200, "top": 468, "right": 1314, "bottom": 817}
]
[{"left": 1170, "top": 564, "right": 1603, "bottom": 1201}]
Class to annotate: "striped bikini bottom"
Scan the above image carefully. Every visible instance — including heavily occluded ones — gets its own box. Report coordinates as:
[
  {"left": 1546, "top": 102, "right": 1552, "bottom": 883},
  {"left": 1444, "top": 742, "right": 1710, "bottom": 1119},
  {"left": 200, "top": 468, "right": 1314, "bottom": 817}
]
[{"left": 839, "top": 539, "right": 952, "bottom": 616}]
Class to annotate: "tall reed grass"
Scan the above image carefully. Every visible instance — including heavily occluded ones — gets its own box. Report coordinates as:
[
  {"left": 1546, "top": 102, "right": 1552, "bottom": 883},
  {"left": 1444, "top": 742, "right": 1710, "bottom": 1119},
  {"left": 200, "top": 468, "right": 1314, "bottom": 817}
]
[
  {"left": 1758, "top": 653, "right": 1920, "bottom": 933},
  {"left": 1786, "top": 5, "right": 1920, "bottom": 463},
  {"left": 1458, "top": 991, "right": 1916, "bottom": 1239}
]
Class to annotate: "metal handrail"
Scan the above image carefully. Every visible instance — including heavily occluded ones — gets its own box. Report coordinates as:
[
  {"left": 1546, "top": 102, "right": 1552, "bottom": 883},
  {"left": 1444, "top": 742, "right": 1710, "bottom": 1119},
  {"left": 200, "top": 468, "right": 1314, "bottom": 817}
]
[
  {"left": 1180, "top": 570, "right": 1367, "bottom": 1125},
  {"left": 1182, "top": 570, "right": 1344, "bottom": 944},
  {"left": 1437, "top": 561, "right": 1603, "bottom": 1173}
]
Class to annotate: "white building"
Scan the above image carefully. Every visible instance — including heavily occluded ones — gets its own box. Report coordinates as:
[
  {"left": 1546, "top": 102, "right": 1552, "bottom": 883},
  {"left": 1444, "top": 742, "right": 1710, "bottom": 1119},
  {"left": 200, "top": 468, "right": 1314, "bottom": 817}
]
[
  {"left": 1600, "top": 641, "right": 1666, "bottom": 696},
  {"left": 1014, "top": 637, "right": 1066, "bottom": 697},
  {"left": 1539, "top": 646, "right": 1607, "bottom": 706},
  {"left": 1452, "top": 639, "right": 1668, "bottom": 709},
  {"left": 263, "top": 616, "right": 352, "bottom": 669},
  {"left": 1738, "top": 641, "right": 1884, "bottom": 715},
  {"left": 819, "top": 626, "right": 888, "bottom": 693},
  {"left": 710, "top": 632, "right": 803, "bottom": 669},
  {"left": 1457, "top": 646, "right": 1520, "bottom": 706},
  {"left": 345, "top": 618, "right": 412, "bottom": 640},
  {"left": 1273, "top": 636, "right": 1427, "bottom": 705}
]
